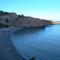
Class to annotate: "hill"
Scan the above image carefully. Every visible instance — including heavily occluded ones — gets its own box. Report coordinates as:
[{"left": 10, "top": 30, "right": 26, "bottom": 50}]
[{"left": 0, "top": 11, "right": 53, "bottom": 28}]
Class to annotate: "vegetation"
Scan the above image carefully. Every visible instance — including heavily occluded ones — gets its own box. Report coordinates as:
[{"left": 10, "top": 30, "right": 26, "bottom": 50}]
[{"left": 18, "top": 14, "right": 24, "bottom": 18}]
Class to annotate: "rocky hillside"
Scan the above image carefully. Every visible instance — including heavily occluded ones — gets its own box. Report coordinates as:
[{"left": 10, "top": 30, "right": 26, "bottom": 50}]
[{"left": 0, "top": 11, "right": 53, "bottom": 28}]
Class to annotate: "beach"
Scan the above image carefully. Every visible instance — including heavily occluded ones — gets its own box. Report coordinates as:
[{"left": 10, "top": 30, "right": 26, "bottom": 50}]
[{"left": 0, "top": 28, "right": 25, "bottom": 60}]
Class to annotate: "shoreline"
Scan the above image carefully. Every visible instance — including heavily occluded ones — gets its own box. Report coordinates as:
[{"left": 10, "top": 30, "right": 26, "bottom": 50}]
[{"left": 0, "top": 28, "right": 26, "bottom": 60}]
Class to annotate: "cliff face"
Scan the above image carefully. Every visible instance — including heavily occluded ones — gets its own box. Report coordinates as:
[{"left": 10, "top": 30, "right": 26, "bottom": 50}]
[
  {"left": 18, "top": 17, "right": 53, "bottom": 27},
  {"left": 0, "top": 11, "right": 53, "bottom": 28}
]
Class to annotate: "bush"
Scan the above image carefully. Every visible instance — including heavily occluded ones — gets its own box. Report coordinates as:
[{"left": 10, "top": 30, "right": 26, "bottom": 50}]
[{"left": 18, "top": 14, "right": 24, "bottom": 18}]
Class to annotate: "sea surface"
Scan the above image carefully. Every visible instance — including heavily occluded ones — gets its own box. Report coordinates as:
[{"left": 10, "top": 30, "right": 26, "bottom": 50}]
[{"left": 11, "top": 25, "right": 60, "bottom": 60}]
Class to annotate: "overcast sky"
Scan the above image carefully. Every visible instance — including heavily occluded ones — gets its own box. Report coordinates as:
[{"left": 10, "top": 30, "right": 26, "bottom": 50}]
[{"left": 0, "top": 0, "right": 60, "bottom": 21}]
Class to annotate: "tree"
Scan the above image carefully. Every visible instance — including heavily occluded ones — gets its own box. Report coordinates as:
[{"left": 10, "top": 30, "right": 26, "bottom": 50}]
[{"left": 0, "top": 10, "right": 4, "bottom": 15}]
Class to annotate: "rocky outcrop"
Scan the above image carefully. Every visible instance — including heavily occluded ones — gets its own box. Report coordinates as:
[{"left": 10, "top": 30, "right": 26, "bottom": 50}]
[
  {"left": 18, "top": 17, "right": 53, "bottom": 27},
  {"left": 0, "top": 11, "right": 53, "bottom": 28}
]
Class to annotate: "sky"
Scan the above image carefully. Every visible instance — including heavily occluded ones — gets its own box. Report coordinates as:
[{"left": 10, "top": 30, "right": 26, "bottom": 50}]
[{"left": 0, "top": 0, "right": 60, "bottom": 21}]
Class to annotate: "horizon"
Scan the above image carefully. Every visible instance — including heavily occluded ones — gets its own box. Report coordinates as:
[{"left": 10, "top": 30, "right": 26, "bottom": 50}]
[{"left": 0, "top": 0, "right": 60, "bottom": 21}]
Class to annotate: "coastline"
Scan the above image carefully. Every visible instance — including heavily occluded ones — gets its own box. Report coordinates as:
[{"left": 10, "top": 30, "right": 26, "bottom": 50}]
[{"left": 0, "top": 28, "right": 26, "bottom": 60}]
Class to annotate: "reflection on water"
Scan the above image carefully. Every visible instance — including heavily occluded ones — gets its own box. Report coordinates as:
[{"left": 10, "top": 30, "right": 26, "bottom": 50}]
[
  {"left": 11, "top": 25, "right": 60, "bottom": 60},
  {"left": 13, "top": 27, "right": 45, "bottom": 35}
]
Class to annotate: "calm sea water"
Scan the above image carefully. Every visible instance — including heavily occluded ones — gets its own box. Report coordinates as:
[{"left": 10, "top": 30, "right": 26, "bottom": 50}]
[{"left": 11, "top": 25, "right": 60, "bottom": 60}]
